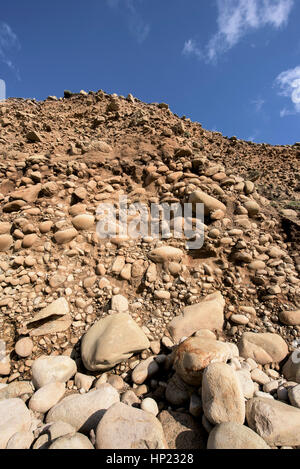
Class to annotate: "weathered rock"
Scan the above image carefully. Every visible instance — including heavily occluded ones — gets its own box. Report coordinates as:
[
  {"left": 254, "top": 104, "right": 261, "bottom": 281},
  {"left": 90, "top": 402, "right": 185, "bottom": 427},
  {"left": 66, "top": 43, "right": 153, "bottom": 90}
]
[
  {"left": 10, "top": 184, "right": 42, "bottom": 203},
  {"left": 235, "top": 369, "right": 255, "bottom": 399},
  {"left": 141, "top": 397, "right": 159, "bottom": 416},
  {"left": 54, "top": 228, "right": 78, "bottom": 245},
  {"left": 72, "top": 214, "right": 95, "bottom": 231},
  {"left": 0, "top": 398, "right": 32, "bottom": 449},
  {"left": 238, "top": 332, "right": 288, "bottom": 365},
  {"left": 81, "top": 313, "right": 150, "bottom": 371},
  {"left": 29, "top": 382, "right": 66, "bottom": 413},
  {"left": 131, "top": 356, "right": 159, "bottom": 384},
  {"left": 148, "top": 246, "right": 183, "bottom": 263},
  {"left": 33, "top": 421, "right": 76, "bottom": 449},
  {"left": 207, "top": 422, "right": 270, "bottom": 449},
  {"left": 282, "top": 354, "right": 300, "bottom": 383},
  {"left": 0, "top": 234, "right": 13, "bottom": 252},
  {"left": 246, "top": 397, "right": 300, "bottom": 446},
  {"left": 279, "top": 309, "right": 300, "bottom": 326},
  {"left": 111, "top": 294, "right": 129, "bottom": 313},
  {"left": 202, "top": 363, "right": 245, "bottom": 425},
  {"left": 31, "top": 356, "right": 77, "bottom": 389},
  {"left": 6, "top": 431, "right": 34, "bottom": 449},
  {"left": 46, "top": 384, "right": 119, "bottom": 434},
  {"left": 15, "top": 337, "right": 34, "bottom": 358},
  {"left": 96, "top": 402, "right": 168, "bottom": 449},
  {"left": 49, "top": 433, "right": 94, "bottom": 449},
  {"left": 167, "top": 292, "right": 225, "bottom": 343},
  {"left": 288, "top": 385, "right": 300, "bottom": 408},
  {"left": 173, "top": 337, "right": 232, "bottom": 386},
  {"left": 189, "top": 191, "right": 226, "bottom": 216},
  {"left": 158, "top": 410, "right": 206, "bottom": 449},
  {"left": 0, "top": 381, "right": 33, "bottom": 401}
]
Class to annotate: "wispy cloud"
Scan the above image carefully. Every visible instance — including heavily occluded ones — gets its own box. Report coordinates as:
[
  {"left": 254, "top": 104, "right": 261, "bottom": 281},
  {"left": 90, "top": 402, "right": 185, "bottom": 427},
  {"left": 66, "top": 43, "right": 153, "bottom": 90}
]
[
  {"left": 106, "top": 0, "right": 150, "bottom": 44},
  {"left": 276, "top": 65, "right": 300, "bottom": 116},
  {"left": 252, "top": 97, "right": 265, "bottom": 112},
  {"left": 182, "top": 39, "right": 203, "bottom": 60},
  {"left": 0, "top": 22, "right": 20, "bottom": 77},
  {"left": 183, "top": 0, "right": 294, "bottom": 63}
]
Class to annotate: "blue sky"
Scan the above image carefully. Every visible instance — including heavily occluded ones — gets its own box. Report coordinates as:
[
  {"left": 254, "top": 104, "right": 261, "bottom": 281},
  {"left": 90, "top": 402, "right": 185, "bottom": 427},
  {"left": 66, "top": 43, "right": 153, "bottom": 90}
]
[{"left": 0, "top": 0, "right": 300, "bottom": 145}]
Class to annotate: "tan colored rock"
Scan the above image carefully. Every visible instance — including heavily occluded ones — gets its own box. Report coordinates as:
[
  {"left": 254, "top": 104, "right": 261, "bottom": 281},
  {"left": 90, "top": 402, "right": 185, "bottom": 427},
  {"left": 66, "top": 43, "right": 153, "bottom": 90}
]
[
  {"left": 282, "top": 354, "right": 300, "bottom": 383},
  {"left": 173, "top": 337, "right": 232, "bottom": 386},
  {"left": 96, "top": 402, "right": 168, "bottom": 449},
  {"left": 72, "top": 214, "right": 95, "bottom": 230},
  {"left": 31, "top": 356, "right": 77, "bottom": 389},
  {"left": 39, "top": 220, "right": 53, "bottom": 233},
  {"left": 189, "top": 191, "right": 226, "bottom": 216},
  {"left": 0, "top": 399, "right": 32, "bottom": 449},
  {"left": 0, "top": 222, "right": 11, "bottom": 234},
  {"left": 246, "top": 397, "right": 300, "bottom": 446},
  {"left": 0, "top": 234, "right": 13, "bottom": 252},
  {"left": 207, "top": 422, "right": 270, "bottom": 449},
  {"left": 148, "top": 246, "right": 183, "bottom": 263},
  {"left": 46, "top": 384, "right": 119, "bottom": 433},
  {"left": 167, "top": 291, "right": 225, "bottom": 343},
  {"left": 202, "top": 363, "right": 245, "bottom": 425},
  {"left": 29, "top": 382, "right": 66, "bottom": 413},
  {"left": 279, "top": 309, "right": 300, "bottom": 326},
  {"left": 158, "top": 410, "right": 206, "bottom": 449},
  {"left": 54, "top": 228, "right": 78, "bottom": 244},
  {"left": 6, "top": 431, "right": 34, "bottom": 449},
  {"left": 10, "top": 183, "right": 42, "bottom": 203},
  {"left": 49, "top": 433, "right": 94, "bottom": 449},
  {"left": 131, "top": 357, "right": 159, "bottom": 384},
  {"left": 15, "top": 337, "right": 33, "bottom": 358},
  {"left": 238, "top": 332, "right": 288, "bottom": 365},
  {"left": 22, "top": 233, "right": 38, "bottom": 248},
  {"left": 81, "top": 313, "right": 150, "bottom": 371}
]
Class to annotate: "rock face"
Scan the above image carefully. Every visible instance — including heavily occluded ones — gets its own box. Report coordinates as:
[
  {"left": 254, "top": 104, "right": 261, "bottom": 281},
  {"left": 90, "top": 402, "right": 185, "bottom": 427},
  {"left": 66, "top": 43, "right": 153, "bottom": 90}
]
[
  {"left": 246, "top": 397, "right": 300, "bottom": 446},
  {"left": 96, "top": 402, "right": 168, "bottom": 449},
  {"left": 46, "top": 384, "right": 119, "bottom": 433},
  {"left": 167, "top": 292, "right": 225, "bottom": 343},
  {"left": 173, "top": 337, "right": 232, "bottom": 386},
  {"left": 238, "top": 332, "right": 288, "bottom": 365},
  {"left": 0, "top": 398, "right": 32, "bottom": 449},
  {"left": 31, "top": 356, "right": 77, "bottom": 389},
  {"left": 207, "top": 422, "right": 270, "bottom": 449},
  {"left": 81, "top": 313, "right": 150, "bottom": 371},
  {"left": 202, "top": 363, "right": 245, "bottom": 425}
]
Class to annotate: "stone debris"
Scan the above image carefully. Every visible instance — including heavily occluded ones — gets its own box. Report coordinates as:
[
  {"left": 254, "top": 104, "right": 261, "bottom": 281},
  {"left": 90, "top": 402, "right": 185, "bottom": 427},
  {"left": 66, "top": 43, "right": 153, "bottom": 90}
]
[{"left": 0, "top": 88, "right": 299, "bottom": 450}]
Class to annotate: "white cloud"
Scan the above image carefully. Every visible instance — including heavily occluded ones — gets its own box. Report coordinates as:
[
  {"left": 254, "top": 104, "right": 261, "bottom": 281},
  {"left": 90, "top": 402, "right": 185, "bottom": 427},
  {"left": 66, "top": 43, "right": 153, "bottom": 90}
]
[
  {"left": 182, "top": 39, "right": 203, "bottom": 59},
  {"left": 0, "top": 22, "right": 20, "bottom": 75},
  {"left": 183, "top": 0, "right": 294, "bottom": 62},
  {"left": 276, "top": 65, "right": 300, "bottom": 116},
  {"left": 252, "top": 97, "right": 265, "bottom": 111},
  {"left": 106, "top": 0, "right": 150, "bottom": 44}
]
